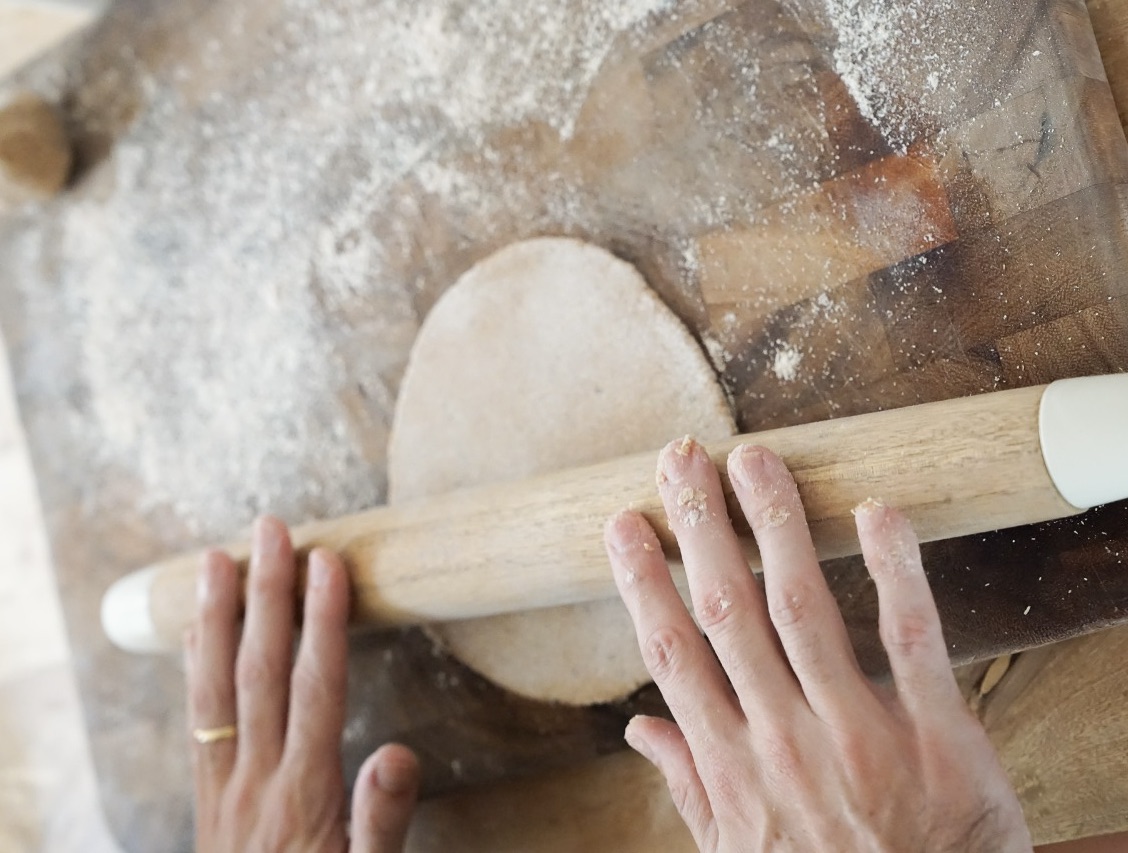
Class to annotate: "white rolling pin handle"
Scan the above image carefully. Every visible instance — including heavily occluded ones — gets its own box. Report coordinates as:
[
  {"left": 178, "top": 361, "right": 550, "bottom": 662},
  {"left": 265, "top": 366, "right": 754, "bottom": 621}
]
[{"left": 1039, "top": 374, "right": 1128, "bottom": 510}]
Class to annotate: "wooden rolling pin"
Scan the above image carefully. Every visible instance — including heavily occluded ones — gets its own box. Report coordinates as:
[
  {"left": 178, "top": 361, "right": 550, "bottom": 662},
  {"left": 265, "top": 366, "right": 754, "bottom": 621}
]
[{"left": 102, "top": 375, "right": 1128, "bottom": 653}]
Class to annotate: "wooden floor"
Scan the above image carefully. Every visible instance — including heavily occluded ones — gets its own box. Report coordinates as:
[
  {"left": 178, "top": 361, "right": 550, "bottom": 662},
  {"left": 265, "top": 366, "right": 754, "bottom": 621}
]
[{"left": 0, "top": 342, "right": 118, "bottom": 852}]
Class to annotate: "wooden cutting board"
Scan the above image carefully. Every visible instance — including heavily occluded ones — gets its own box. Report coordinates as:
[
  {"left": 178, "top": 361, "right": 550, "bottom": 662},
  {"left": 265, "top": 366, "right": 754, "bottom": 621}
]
[{"left": 1, "top": 0, "right": 1127, "bottom": 849}]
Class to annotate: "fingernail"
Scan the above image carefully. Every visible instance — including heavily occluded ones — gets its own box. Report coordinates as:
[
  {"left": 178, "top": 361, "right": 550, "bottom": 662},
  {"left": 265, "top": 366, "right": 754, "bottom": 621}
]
[
  {"left": 605, "top": 512, "right": 640, "bottom": 554},
  {"left": 658, "top": 435, "right": 697, "bottom": 483},
  {"left": 253, "top": 516, "right": 282, "bottom": 558},
  {"left": 308, "top": 550, "right": 330, "bottom": 588},
  {"left": 374, "top": 754, "right": 415, "bottom": 795},
  {"left": 730, "top": 444, "right": 765, "bottom": 488},
  {"left": 851, "top": 497, "right": 887, "bottom": 518},
  {"left": 624, "top": 719, "right": 657, "bottom": 765}
]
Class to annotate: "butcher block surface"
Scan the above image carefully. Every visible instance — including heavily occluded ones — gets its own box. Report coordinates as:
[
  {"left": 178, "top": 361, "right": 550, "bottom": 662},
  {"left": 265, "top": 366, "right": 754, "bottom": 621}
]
[{"left": 1, "top": 0, "right": 1127, "bottom": 849}]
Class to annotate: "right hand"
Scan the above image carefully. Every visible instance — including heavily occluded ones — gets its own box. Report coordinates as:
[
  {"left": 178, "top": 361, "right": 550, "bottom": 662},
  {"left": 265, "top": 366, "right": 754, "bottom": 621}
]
[{"left": 605, "top": 439, "right": 1033, "bottom": 852}]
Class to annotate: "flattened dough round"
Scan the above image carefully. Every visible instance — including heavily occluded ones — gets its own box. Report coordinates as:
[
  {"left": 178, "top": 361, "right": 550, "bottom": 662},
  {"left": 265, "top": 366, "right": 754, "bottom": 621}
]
[{"left": 388, "top": 237, "right": 735, "bottom": 705}]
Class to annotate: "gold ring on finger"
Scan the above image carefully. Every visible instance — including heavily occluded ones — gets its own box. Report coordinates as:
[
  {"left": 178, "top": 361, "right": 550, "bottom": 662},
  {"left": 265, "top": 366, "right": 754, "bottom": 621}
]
[{"left": 192, "top": 724, "right": 237, "bottom": 745}]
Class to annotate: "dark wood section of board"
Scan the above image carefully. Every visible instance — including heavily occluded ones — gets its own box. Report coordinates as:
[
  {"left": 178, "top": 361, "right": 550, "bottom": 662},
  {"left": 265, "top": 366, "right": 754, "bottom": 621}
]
[{"left": 2, "top": 0, "right": 1128, "bottom": 850}]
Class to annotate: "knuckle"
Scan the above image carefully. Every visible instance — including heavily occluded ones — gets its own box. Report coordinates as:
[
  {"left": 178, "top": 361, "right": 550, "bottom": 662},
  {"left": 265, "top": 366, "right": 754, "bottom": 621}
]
[
  {"left": 222, "top": 772, "right": 264, "bottom": 821},
  {"left": 883, "top": 608, "right": 941, "bottom": 657},
  {"left": 700, "top": 759, "right": 742, "bottom": 816},
  {"left": 624, "top": 550, "right": 668, "bottom": 588},
  {"left": 768, "top": 581, "right": 815, "bottom": 633},
  {"left": 236, "top": 652, "right": 287, "bottom": 694},
  {"left": 643, "top": 626, "right": 687, "bottom": 683},
  {"left": 191, "top": 679, "right": 227, "bottom": 720},
  {"left": 789, "top": 632, "right": 831, "bottom": 684},
  {"left": 694, "top": 583, "right": 739, "bottom": 632},
  {"left": 198, "top": 588, "right": 231, "bottom": 623},
  {"left": 759, "top": 726, "right": 805, "bottom": 783},
  {"left": 248, "top": 567, "right": 288, "bottom": 599},
  {"left": 666, "top": 774, "right": 701, "bottom": 824},
  {"left": 290, "top": 658, "right": 342, "bottom": 706},
  {"left": 838, "top": 730, "right": 879, "bottom": 789},
  {"left": 276, "top": 769, "right": 344, "bottom": 832}
]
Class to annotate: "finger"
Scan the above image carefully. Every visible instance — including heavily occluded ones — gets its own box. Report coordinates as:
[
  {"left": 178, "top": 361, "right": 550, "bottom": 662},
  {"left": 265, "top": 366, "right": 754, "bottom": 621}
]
[
  {"left": 187, "top": 551, "right": 241, "bottom": 799},
  {"left": 854, "top": 500, "right": 962, "bottom": 714},
  {"left": 656, "top": 437, "right": 797, "bottom": 714},
  {"left": 350, "top": 744, "right": 420, "bottom": 853},
  {"left": 283, "top": 548, "right": 349, "bottom": 772},
  {"left": 604, "top": 510, "right": 742, "bottom": 748},
  {"left": 729, "top": 445, "right": 870, "bottom": 720},
  {"left": 624, "top": 715, "right": 716, "bottom": 850},
  {"left": 235, "top": 515, "right": 295, "bottom": 772}
]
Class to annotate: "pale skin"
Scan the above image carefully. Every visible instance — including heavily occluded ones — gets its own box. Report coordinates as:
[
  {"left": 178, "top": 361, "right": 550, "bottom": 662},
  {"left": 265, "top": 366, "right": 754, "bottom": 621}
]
[
  {"left": 186, "top": 441, "right": 1114, "bottom": 851},
  {"left": 184, "top": 518, "right": 420, "bottom": 851}
]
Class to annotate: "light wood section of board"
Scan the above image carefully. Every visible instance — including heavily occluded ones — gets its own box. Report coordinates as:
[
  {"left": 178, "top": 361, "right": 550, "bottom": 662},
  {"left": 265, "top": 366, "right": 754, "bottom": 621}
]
[
  {"left": 0, "top": 1, "right": 100, "bottom": 80},
  {"left": 0, "top": 342, "right": 119, "bottom": 850}
]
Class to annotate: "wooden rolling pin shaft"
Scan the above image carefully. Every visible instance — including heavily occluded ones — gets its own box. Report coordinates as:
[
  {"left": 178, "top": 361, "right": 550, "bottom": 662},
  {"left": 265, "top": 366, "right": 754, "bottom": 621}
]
[{"left": 102, "top": 375, "right": 1128, "bottom": 653}]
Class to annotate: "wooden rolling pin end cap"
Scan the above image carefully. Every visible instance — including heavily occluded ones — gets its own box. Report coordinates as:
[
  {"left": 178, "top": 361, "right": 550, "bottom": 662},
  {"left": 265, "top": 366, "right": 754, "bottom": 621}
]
[
  {"left": 1039, "top": 374, "right": 1128, "bottom": 510},
  {"left": 101, "top": 567, "right": 166, "bottom": 654},
  {"left": 0, "top": 93, "right": 72, "bottom": 207}
]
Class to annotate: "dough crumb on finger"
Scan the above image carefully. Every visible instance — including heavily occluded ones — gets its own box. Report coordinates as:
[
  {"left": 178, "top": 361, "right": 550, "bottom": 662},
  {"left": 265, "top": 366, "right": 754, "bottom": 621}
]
[
  {"left": 760, "top": 505, "right": 791, "bottom": 529},
  {"left": 676, "top": 486, "right": 708, "bottom": 527},
  {"left": 852, "top": 496, "right": 887, "bottom": 516}
]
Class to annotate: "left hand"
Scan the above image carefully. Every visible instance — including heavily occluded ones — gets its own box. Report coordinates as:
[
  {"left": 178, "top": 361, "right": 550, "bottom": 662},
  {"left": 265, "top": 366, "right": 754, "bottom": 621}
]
[{"left": 184, "top": 516, "right": 420, "bottom": 852}]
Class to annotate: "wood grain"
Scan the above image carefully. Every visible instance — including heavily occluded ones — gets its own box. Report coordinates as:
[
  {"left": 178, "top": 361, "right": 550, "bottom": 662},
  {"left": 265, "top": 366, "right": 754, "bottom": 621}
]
[
  {"left": 134, "top": 384, "right": 1077, "bottom": 651},
  {"left": 1, "top": 0, "right": 1128, "bottom": 849},
  {"left": 975, "top": 625, "right": 1128, "bottom": 844}
]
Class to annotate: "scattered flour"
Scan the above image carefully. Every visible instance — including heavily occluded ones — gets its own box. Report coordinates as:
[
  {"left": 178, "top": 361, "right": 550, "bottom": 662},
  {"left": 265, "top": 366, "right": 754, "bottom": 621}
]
[
  {"left": 805, "top": 0, "right": 1012, "bottom": 152},
  {"left": 772, "top": 344, "right": 803, "bottom": 382},
  {"left": 12, "top": 0, "right": 672, "bottom": 538}
]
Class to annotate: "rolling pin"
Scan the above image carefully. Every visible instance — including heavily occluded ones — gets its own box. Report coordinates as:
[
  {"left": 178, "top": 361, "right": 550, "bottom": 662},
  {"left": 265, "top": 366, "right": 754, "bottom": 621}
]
[{"left": 102, "top": 374, "right": 1128, "bottom": 653}]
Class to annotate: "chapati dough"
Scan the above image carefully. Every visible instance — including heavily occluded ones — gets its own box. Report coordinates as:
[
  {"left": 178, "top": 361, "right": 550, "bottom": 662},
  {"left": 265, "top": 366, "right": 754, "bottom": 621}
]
[{"left": 387, "top": 237, "right": 735, "bottom": 705}]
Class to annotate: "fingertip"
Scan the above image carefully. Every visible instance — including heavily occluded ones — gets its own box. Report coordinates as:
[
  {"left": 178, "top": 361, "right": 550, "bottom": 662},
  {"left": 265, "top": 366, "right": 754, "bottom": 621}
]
[
  {"left": 254, "top": 513, "right": 286, "bottom": 533},
  {"left": 726, "top": 443, "right": 757, "bottom": 488},
  {"left": 604, "top": 510, "right": 658, "bottom": 555},
  {"left": 855, "top": 501, "right": 921, "bottom": 577},
  {"left": 853, "top": 497, "right": 915, "bottom": 528},
  {"left": 657, "top": 435, "right": 701, "bottom": 484},
  {"left": 604, "top": 509, "right": 635, "bottom": 542},
  {"left": 252, "top": 515, "right": 291, "bottom": 558},
  {"left": 351, "top": 745, "right": 420, "bottom": 852},
  {"left": 307, "top": 547, "right": 344, "bottom": 589},
  {"left": 196, "top": 554, "right": 237, "bottom": 632},
  {"left": 623, "top": 716, "right": 659, "bottom": 766},
  {"left": 371, "top": 743, "right": 420, "bottom": 797}
]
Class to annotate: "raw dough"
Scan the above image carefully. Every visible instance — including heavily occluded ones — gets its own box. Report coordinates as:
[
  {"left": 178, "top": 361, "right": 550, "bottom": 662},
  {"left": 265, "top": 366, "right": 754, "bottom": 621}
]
[{"left": 387, "top": 237, "right": 735, "bottom": 705}]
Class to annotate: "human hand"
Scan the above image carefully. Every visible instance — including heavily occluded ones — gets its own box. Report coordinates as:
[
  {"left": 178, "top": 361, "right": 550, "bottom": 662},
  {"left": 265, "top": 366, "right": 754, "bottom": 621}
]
[
  {"left": 604, "top": 439, "right": 1033, "bottom": 852},
  {"left": 184, "top": 516, "right": 419, "bottom": 852}
]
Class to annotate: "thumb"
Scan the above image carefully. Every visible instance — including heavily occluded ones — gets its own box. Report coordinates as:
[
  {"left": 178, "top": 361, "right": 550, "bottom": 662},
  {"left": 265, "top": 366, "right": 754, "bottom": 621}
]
[
  {"left": 349, "top": 743, "right": 421, "bottom": 853},
  {"left": 625, "top": 715, "right": 715, "bottom": 849}
]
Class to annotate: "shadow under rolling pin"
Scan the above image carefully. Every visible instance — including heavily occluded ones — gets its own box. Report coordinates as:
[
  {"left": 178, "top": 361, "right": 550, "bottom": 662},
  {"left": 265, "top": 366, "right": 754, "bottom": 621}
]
[{"left": 102, "top": 374, "right": 1128, "bottom": 654}]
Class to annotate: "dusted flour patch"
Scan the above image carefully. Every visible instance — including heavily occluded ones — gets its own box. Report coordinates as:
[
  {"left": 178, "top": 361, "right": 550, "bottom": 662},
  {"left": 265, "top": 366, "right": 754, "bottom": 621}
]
[{"left": 387, "top": 237, "right": 735, "bottom": 705}]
